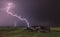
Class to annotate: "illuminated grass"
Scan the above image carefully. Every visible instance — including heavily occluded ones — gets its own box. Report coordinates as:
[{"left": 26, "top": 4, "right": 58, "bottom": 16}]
[
  {"left": 0, "top": 27, "right": 60, "bottom": 37},
  {"left": 51, "top": 27, "right": 60, "bottom": 31}
]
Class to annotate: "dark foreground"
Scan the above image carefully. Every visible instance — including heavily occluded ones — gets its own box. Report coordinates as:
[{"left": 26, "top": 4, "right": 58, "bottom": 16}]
[{"left": 0, "top": 27, "right": 60, "bottom": 37}]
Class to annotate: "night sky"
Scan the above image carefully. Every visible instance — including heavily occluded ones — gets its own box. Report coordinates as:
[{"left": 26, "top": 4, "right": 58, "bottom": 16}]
[{"left": 0, "top": 0, "right": 60, "bottom": 27}]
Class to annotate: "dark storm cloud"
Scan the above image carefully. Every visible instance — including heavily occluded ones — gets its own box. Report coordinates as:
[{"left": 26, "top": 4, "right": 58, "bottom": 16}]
[
  {"left": 0, "top": 0, "right": 53, "bottom": 26},
  {"left": 23, "top": 0, "right": 50, "bottom": 22},
  {"left": 22, "top": 0, "right": 60, "bottom": 26},
  {"left": 0, "top": 0, "right": 60, "bottom": 26}
]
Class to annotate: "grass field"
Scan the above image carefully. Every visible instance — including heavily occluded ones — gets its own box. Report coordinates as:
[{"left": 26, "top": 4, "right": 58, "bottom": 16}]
[{"left": 0, "top": 27, "right": 60, "bottom": 37}]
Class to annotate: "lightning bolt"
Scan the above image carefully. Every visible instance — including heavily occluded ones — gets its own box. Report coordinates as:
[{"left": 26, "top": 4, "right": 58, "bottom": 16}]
[{"left": 6, "top": 3, "right": 30, "bottom": 27}]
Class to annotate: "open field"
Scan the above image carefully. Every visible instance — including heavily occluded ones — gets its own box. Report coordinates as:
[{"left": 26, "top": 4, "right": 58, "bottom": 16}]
[{"left": 0, "top": 27, "right": 60, "bottom": 37}]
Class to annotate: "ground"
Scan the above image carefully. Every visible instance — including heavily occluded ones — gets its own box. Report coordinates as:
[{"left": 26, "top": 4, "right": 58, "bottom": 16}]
[{"left": 0, "top": 27, "right": 60, "bottom": 37}]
